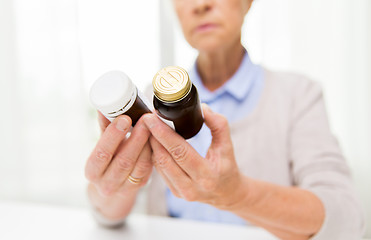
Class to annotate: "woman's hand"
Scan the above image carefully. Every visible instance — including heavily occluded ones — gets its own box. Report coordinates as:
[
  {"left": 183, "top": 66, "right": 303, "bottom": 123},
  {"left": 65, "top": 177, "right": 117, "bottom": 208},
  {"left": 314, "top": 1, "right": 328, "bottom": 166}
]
[
  {"left": 143, "top": 104, "right": 247, "bottom": 210},
  {"left": 85, "top": 112, "right": 152, "bottom": 220},
  {"left": 143, "top": 105, "right": 326, "bottom": 240}
]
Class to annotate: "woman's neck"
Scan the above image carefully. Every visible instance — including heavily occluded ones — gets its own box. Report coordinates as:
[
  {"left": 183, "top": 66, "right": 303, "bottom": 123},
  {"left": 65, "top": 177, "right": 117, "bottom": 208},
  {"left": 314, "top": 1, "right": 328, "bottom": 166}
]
[{"left": 196, "top": 42, "right": 245, "bottom": 91}]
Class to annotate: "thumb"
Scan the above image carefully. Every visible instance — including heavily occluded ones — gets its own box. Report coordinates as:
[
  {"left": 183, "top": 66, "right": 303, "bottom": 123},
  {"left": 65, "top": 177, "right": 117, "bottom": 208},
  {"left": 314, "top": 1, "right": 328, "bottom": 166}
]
[{"left": 202, "top": 103, "right": 231, "bottom": 146}]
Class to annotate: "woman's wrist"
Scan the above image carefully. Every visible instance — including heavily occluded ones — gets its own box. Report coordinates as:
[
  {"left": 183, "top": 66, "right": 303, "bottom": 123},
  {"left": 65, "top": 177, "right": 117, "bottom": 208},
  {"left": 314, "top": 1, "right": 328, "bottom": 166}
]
[
  {"left": 217, "top": 175, "right": 254, "bottom": 212},
  {"left": 88, "top": 183, "right": 138, "bottom": 221}
]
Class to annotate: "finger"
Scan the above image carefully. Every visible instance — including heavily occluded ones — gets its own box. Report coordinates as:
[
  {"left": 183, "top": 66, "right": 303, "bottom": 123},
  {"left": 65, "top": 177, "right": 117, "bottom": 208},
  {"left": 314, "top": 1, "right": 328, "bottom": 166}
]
[
  {"left": 149, "top": 136, "right": 191, "bottom": 197},
  {"left": 155, "top": 168, "right": 181, "bottom": 199},
  {"left": 97, "top": 111, "right": 111, "bottom": 133},
  {"left": 202, "top": 103, "right": 231, "bottom": 147},
  {"left": 85, "top": 115, "right": 132, "bottom": 183},
  {"left": 99, "top": 118, "right": 151, "bottom": 195},
  {"left": 147, "top": 139, "right": 181, "bottom": 198},
  {"left": 120, "top": 142, "right": 152, "bottom": 190},
  {"left": 142, "top": 114, "right": 209, "bottom": 179},
  {"left": 127, "top": 142, "right": 152, "bottom": 184}
]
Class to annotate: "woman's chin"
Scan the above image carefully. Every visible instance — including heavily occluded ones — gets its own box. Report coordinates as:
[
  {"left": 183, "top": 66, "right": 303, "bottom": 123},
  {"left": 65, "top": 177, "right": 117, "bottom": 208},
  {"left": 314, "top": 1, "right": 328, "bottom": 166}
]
[
  {"left": 189, "top": 34, "right": 238, "bottom": 54},
  {"left": 192, "top": 40, "right": 225, "bottom": 54}
]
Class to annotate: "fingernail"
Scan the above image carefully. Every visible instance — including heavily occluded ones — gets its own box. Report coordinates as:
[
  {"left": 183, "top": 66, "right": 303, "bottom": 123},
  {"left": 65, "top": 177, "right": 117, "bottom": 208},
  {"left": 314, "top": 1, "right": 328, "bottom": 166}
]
[
  {"left": 116, "top": 116, "right": 130, "bottom": 132},
  {"left": 202, "top": 103, "right": 212, "bottom": 113},
  {"left": 144, "top": 115, "right": 157, "bottom": 129}
]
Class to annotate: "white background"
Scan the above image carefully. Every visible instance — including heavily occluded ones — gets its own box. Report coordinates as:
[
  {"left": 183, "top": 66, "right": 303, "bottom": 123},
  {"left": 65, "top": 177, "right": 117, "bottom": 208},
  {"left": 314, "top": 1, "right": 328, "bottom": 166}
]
[{"left": 0, "top": 0, "right": 370, "bottom": 237}]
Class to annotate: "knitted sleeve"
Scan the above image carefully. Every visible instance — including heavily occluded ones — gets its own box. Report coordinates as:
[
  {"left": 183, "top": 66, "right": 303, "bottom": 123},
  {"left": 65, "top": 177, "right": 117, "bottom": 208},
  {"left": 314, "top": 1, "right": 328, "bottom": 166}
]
[{"left": 289, "top": 78, "right": 365, "bottom": 239}]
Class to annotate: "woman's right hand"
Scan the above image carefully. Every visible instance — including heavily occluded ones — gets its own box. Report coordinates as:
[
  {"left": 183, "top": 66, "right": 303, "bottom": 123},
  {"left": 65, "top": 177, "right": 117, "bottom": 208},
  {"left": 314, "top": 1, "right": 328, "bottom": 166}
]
[{"left": 85, "top": 112, "right": 152, "bottom": 221}]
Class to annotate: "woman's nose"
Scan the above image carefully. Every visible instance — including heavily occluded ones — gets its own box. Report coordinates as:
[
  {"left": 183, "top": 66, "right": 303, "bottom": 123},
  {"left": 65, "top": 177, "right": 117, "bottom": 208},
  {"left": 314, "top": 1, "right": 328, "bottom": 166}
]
[{"left": 193, "top": 0, "right": 213, "bottom": 15}]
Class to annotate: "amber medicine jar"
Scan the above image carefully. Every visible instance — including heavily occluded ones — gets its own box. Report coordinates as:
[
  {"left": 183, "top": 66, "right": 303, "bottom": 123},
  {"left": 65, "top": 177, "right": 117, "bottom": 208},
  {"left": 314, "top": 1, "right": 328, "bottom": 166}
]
[
  {"left": 152, "top": 66, "right": 204, "bottom": 139},
  {"left": 90, "top": 71, "right": 151, "bottom": 126}
]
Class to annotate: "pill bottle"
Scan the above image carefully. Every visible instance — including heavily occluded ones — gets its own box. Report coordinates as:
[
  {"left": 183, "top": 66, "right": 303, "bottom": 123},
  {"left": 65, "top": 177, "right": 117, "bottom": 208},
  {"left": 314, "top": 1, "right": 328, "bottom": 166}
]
[
  {"left": 152, "top": 66, "right": 204, "bottom": 139},
  {"left": 90, "top": 71, "right": 151, "bottom": 126}
]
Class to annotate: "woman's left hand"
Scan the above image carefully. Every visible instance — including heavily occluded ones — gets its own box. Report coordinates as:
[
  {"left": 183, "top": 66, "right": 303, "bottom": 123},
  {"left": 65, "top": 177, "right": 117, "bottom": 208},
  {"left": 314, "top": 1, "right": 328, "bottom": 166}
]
[{"left": 142, "top": 104, "right": 248, "bottom": 210}]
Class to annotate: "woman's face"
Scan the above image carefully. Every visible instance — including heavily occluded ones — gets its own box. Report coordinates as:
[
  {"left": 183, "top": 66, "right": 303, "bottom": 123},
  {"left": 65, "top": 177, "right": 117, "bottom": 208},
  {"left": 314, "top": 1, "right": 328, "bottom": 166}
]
[{"left": 173, "top": 0, "right": 252, "bottom": 53}]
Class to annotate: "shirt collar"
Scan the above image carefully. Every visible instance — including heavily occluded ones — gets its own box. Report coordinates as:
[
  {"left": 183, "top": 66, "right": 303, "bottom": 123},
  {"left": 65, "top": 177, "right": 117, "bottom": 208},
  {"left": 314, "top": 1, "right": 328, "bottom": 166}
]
[{"left": 189, "top": 52, "right": 259, "bottom": 103}]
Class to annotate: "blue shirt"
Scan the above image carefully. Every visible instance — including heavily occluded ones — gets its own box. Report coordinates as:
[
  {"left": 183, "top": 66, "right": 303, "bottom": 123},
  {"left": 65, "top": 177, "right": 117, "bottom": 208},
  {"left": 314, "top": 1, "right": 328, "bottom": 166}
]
[{"left": 166, "top": 52, "right": 264, "bottom": 225}]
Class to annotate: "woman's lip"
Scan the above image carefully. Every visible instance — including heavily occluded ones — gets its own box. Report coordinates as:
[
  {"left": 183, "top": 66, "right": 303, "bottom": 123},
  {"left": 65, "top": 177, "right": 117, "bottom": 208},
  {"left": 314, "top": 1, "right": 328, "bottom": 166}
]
[{"left": 195, "top": 23, "right": 218, "bottom": 33}]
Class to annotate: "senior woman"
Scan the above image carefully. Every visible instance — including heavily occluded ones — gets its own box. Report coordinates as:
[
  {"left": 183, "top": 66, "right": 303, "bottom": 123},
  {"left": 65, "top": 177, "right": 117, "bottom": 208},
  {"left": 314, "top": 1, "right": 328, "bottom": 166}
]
[{"left": 85, "top": 0, "right": 364, "bottom": 239}]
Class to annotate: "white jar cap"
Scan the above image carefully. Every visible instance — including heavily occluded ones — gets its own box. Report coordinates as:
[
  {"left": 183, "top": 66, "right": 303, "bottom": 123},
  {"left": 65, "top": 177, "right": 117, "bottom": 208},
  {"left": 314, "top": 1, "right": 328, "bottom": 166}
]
[{"left": 90, "top": 71, "right": 136, "bottom": 115}]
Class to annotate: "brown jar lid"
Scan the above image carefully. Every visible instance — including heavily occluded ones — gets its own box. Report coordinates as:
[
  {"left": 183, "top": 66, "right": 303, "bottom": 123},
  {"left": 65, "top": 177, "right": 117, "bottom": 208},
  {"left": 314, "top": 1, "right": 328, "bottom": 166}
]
[{"left": 152, "top": 66, "right": 191, "bottom": 102}]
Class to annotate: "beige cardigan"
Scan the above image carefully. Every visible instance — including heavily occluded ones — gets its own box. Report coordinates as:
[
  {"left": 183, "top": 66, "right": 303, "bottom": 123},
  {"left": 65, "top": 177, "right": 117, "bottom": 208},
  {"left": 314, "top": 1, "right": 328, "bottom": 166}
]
[
  {"left": 92, "top": 70, "right": 364, "bottom": 239},
  {"left": 145, "top": 69, "right": 365, "bottom": 239}
]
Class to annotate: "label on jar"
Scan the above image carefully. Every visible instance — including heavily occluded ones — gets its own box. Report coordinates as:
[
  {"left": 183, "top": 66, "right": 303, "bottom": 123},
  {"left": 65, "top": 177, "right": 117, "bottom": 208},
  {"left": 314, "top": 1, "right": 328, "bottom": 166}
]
[{"left": 157, "top": 115, "right": 175, "bottom": 130}]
